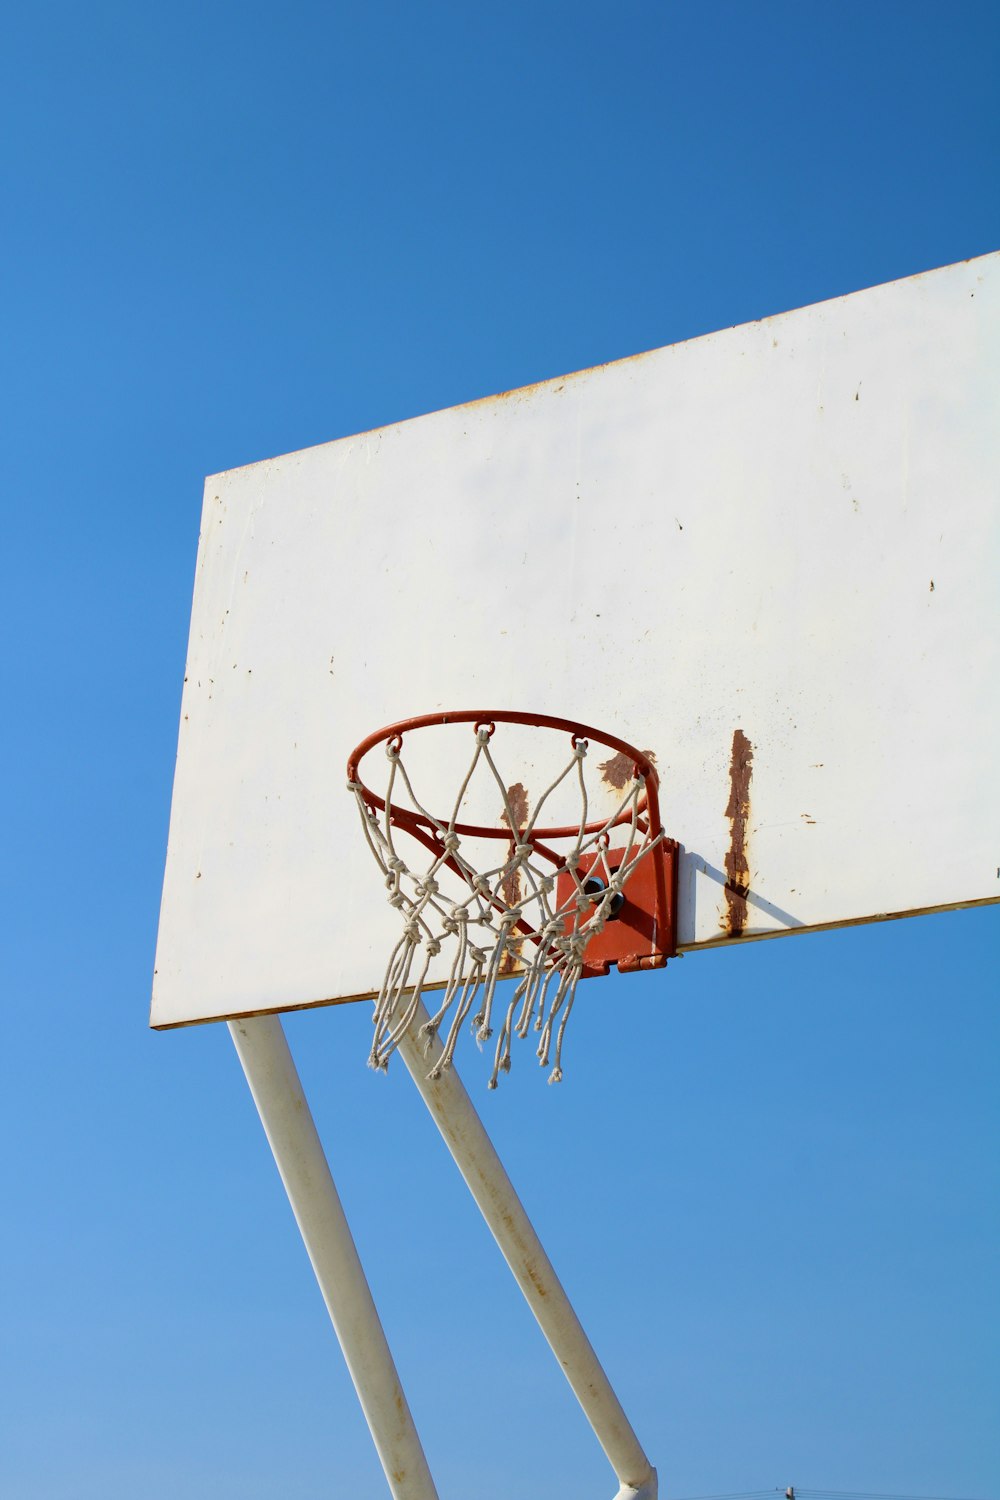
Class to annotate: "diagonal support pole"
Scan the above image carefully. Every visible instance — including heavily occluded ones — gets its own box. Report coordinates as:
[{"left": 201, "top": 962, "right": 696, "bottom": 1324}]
[
  {"left": 396, "top": 999, "right": 658, "bottom": 1500},
  {"left": 229, "top": 1014, "right": 439, "bottom": 1500}
]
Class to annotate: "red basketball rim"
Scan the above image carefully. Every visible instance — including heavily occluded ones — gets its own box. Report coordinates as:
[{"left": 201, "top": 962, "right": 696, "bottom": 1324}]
[{"left": 346, "top": 709, "right": 662, "bottom": 843}]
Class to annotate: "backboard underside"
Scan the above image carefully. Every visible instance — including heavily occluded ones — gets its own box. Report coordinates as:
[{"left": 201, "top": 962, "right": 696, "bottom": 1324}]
[{"left": 152, "top": 253, "right": 999, "bottom": 1028}]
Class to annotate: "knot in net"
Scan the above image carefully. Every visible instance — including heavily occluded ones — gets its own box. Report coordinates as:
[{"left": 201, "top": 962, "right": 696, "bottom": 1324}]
[{"left": 347, "top": 713, "right": 666, "bottom": 1088}]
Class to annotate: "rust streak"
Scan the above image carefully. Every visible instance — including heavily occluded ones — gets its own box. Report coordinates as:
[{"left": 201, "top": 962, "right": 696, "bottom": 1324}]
[
  {"left": 499, "top": 783, "right": 530, "bottom": 973},
  {"left": 723, "top": 730, "right": 753, "bottom": 937},
  {"left": 525, "top": 1262, "right": 549, "bottom": 1298}
]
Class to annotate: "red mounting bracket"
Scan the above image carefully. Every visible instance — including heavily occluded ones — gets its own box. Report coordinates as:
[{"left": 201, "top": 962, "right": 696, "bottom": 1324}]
[{"left": 555, "top": 840, "right": 679, "bottom": 979}]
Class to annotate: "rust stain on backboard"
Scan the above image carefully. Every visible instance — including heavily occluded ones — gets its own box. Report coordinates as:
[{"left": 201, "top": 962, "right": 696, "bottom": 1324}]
[
  {"left": 723, "top": 730, "right": 753, "bottom": 937},
  {"left": 598, "top": 748, "right": 657, "bottom": 790},
  {"left": 502, "top": 782, "right": 530, "bottom": 837},
  {"left": 499, "top": 783, "right": 530, "bottom": 972}
]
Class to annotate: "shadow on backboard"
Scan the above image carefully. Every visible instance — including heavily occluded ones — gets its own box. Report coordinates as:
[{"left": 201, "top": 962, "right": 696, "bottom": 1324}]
[{"left": 681, "top": 852, "right": 805, "bottom": 943}]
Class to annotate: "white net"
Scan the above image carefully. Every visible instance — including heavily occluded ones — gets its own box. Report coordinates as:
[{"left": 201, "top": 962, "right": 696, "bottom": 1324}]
[{"left": 347, "top": 720, "right": 665, "bottom": 1087}]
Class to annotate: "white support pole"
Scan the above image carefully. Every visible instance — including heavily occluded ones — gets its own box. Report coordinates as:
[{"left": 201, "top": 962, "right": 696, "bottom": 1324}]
[
  {"left": 396, "top": 1000, "right": 657, "bottom": 1500},
  {"left": 229, "top": 1014, "right": 439, "bottom": 1500}
]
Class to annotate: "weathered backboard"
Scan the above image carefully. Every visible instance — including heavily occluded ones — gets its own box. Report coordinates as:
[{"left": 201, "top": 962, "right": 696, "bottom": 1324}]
[{"left": 152, "top": 253, "right": 999, "bottom": 1028}]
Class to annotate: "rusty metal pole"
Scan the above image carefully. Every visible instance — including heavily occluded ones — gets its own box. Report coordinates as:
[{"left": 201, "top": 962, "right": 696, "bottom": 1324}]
[
  {"left": 396, "top": 1000, "right": 657, "bottom": 1500},
  {"left": 229, "top": 1014, "right": 439, "bottom": 1500}
]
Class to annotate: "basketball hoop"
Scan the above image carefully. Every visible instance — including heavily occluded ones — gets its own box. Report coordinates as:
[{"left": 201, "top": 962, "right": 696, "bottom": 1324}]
[{"left": 346, "top": 711, "right": 678, "bottom": 1087}]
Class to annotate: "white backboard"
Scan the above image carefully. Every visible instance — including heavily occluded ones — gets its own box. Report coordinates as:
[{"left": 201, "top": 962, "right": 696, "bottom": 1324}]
[{"left": 153, "top": 253, "right": 999, "bottom": 1028}]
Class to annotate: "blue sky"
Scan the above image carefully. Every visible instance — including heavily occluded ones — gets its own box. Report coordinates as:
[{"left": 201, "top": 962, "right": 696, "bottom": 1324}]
[{"left": 1, "top": 3, "right": 998, "bottom": 1498}]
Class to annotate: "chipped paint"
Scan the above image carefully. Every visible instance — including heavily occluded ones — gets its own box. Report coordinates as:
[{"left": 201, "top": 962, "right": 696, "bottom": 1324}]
[
  {"left": 598, "top": 748, "right": 656, "bottom": 790},
  {"left": 502, "top": 782, "right": 530, "bottom": 836}
]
